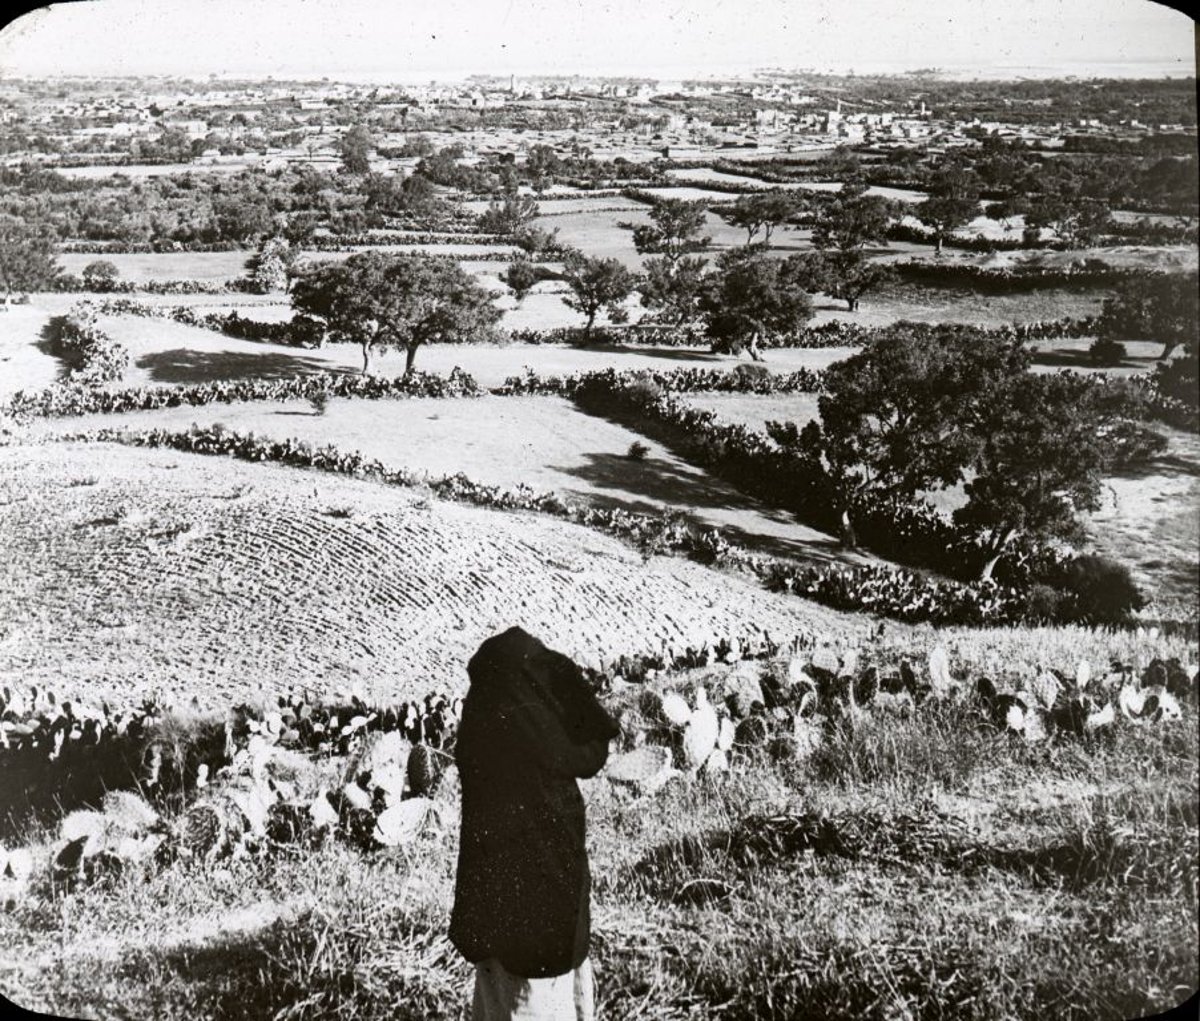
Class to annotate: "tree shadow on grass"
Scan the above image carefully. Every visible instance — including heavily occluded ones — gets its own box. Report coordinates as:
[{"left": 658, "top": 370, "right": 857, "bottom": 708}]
[
  {"left": 34, "top": 319, "right": 76, "bottom": 383},
  {"left": 135, "top": 348, "right": 349, "bottom": 385},
  {"left": 556, "top": 451, "right": 762, "bottom": 513},
  {"left": 571, "top": 342, "right": 729, "bottom": 364},
  {"left": 553, "top": 452, "right": 863, "bottom": 566}
]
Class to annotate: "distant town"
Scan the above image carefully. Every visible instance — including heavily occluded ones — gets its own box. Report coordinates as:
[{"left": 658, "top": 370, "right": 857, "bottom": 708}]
[{"left": 1, "top": 71, "right": 1194, "bottom": 173}]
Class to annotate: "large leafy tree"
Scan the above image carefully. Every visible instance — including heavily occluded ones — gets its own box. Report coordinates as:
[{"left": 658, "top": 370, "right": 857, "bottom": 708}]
[
  {"left": 625, "top": 198, "right": 711, "bottom": 330},
  {"left": 559, "top": 250, "right": 636, "bottom": 336},
  {"left": 1022, "top": 191, "right": 1111, "bottom": 247},
  {"left": 718, "top": 191, "right": 803, "bottom": 247},
  {"left": 0, "top": 215, "right": 59, "bottom": 303},
  {"left": 698, "top": 250, "right": 814, "bottom": 360},
  {"left": 794, "top": 182, "right": 896, "bottom": 311},
  {"left": 624, "top": 198, "right": 711, "bottom": 266},
  {"left": 291, "top": 252, "right": 501, "bottom": 375},
  {"left": 340, "top": 124, "right": 375, "bottom": 176},
  {"left": 955, "top": 373, "right": 1144, "bottom": 579},
  {"left": 638, "top": 254, "right": 709, "bottom": 330},
  {"left": 1098, "top": 270, "right": 1199, "bottom": 360},
  {"left": 802, "top": 324, "right": 1030, "bottom": 545},
  {"left": 914, "top": 164, "right": 981, "bottom": 254}
]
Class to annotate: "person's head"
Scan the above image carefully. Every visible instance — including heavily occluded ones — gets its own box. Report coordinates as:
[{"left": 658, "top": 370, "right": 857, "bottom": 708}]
[{"left": 467, "top": 627, "right": 618, "bottom": 741}]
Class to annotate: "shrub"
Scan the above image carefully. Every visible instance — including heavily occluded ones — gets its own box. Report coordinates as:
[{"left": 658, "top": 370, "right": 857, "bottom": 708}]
[
  {"left": 730, "top": 363, "right": 773, "bottom": 383},
  {"left": 1058, "top": 555, "right": 1146, "bottom": 625},
  {"left": 41, "top": 303, "right": 129, "bottom": 386},
  {"left": 627, "top": 441, "right": 650, "bottom": 461},
  {"left": 1152, "top": 353, "right": 1199, "bottom": 415},
  {"left": 1089, "top": 337, "right": 1127, "bottom": 367},
  {"left": 81, "top": 260, "right": 121, "bottom": 292},
  {"left": 1024, "top": 583, "right": 1065, "bottom": 623}
]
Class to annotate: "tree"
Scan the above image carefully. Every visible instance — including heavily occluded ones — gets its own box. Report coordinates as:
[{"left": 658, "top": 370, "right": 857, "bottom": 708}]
[
  {"left": 805, "top": 324, "right": 1029, "bottom": 545},
  {"left": 291, "top": 252, "right": 501, "bottom": 375},
  {"left": 816, "top": 145, "right": 863, "bottom": 182},
  {"left": 914, "top": 164, "right": 981, "bottom": 254},
  {"left": 638, "top": 254, "right": 709, "bottom": 330},
  {"left": 500, "top": 256, "right": 555, "bottom": 304},
  {"left": 698, "top": 250, "right": 814, "bottom": 360},
  {"left": 512, "top": 224, "right": 561, "bottom": 258},
  {"left": 559, "top": 250, "right": 636, "bottom": 336},
  {"left": 718, "top": 191, "right": 802, "bottom": 246},
  {"left": 955, "top": 373, "right": 1142, "bottom": 579},
  {"left": 244, "top": 236, "right": 300, "bottom": 294},
  {"left": 81, "top": 259, "right": 120, "bottom": 292},
  {"left": 211, "top": 193, "right": 274, "bottom": 243},
  {"left": 798, "top": 182, "right": 896, "bottom": 311},
  {"left": 1099, "top": 270, "right": 1198, "bottom": 360},
  {"left": 624, "top": 198, "right": 711, "bottom": 266},
  {"left": 1023, "top": 192, "right": 1111, "bottom": 247},
  {"left": 0, "top": 216, "right": 59, "bottom": 304},
  {"left": 477, "top": 194, "right": 540, "bottom": 236},
  {"left": 339, "top": 124, "right": 374, "bottom": 176}
]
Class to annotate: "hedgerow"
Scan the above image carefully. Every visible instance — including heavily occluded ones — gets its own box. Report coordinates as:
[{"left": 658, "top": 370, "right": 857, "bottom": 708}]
[
  {"left": 44, "top": 424, "right": 1063, "bottom": 629},
  {"left": 41, "top": 305, "right": 130, "bottom": 386},
  {"left": 1, "top": 368, "right": 481, "bottom": 419}
]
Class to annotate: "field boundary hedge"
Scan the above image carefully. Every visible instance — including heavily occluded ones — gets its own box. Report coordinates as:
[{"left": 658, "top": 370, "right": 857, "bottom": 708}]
[
  {"left": 1, "top": 367, "right": 482, "bottom": 419},
  {"left": 46, "top": 423, "right": 1038, "bottom": 628}
]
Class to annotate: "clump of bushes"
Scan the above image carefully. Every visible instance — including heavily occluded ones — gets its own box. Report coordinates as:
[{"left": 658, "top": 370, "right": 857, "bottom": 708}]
[
  {"left": 41, "top": 303, "right": 129, "bottom": 386},
  {"left": 1057, "top": 555, "right": 1147, "bottom": 625},
  {"left": 1089, "top": 337, "right": 1127, "bottom": 366}
]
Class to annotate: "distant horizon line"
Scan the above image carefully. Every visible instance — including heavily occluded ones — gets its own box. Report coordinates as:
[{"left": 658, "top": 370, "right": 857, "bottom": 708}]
[{"left": 1, "top": 59, "right": 1195, "bottom": 84}]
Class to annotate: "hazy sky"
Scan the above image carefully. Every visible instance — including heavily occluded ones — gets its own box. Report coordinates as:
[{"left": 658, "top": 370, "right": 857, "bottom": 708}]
[{"left": 0, "top": 0, "right": 1194, "bottom": 79}]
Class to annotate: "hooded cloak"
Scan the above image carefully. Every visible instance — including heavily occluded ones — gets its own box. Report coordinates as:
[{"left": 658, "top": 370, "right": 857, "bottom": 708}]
[{"left": 449, "top": 627, "right": 620, "bottom": 979}]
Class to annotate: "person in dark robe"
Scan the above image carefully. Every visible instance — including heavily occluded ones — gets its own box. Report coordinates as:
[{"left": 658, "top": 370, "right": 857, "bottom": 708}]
[{"left": 449, "top": 626, "right": 620, "bottom": 1021}]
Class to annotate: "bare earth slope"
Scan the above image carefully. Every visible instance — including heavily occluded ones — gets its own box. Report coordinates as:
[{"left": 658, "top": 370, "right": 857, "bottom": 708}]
[{"left": 0, "top": 442, "right": 849, "bottom": 707}]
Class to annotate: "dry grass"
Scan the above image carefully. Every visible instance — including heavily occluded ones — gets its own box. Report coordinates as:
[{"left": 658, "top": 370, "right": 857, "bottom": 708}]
[{"left": 1, "top": 635, "right": 1195, "bottom": 1020}]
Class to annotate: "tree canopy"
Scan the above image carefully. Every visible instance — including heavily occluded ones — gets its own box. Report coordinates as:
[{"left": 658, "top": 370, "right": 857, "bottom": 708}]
[
  {"left": 290, "top": 251, "right": 501, "bottom": 375},
  {"left": 0, "top": 215, "right": 59, "bottom": 300},
  {"left": 559, "top": 250, "right": 636, "bottom": 335},
  {"left": 914, "top": 164, "right": 982, "bottom": 254},
  {"left": 339, "top": 124, "right": 375, "bottom": 176},
  {"left": 801, "top": 324, "right": 1029, "bottom": 543},
  {"left": 699, "top": 250, "right": 814, "bottom": 359},
  {"left": 718, "top": 191, "right": 804, "bottom": 247},
  {"left": 624, "top": 198, "right": 711, "bottom": 265},
  {"left": 1099, "top": 270, "right": 1199, "bottom": 360},
  {"left": 793, "top": 182, "right": 897, "bottom": 311}
]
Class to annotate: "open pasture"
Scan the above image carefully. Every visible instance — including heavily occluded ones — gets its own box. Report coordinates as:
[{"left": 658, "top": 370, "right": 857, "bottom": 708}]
[{"left": 0, "top": 440, "right": 852, "bottom": 709}]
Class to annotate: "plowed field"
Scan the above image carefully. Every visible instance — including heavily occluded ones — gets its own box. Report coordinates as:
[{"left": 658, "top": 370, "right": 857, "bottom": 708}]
[{"left": 0, "top": 442, "right": 851, "bottom": 708}]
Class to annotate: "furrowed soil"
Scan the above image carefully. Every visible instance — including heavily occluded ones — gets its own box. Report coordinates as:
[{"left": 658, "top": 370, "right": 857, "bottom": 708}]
[{"left": 0, "top": 441, "right": 853, "bottom": 708}]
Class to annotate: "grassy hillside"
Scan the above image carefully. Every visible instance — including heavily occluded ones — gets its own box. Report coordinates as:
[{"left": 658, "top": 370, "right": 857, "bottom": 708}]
[{"left": 0, "top": 637, "right": 1194, "bottom": 1020}]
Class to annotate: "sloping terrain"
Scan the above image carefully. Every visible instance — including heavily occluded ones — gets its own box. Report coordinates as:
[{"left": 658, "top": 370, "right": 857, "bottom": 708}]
[
  {"left": 0, "top": 441, "right": 851, "bottom": 708},
  {"left": 25, "top": 395, "right": 866, "bottom": 565}
]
